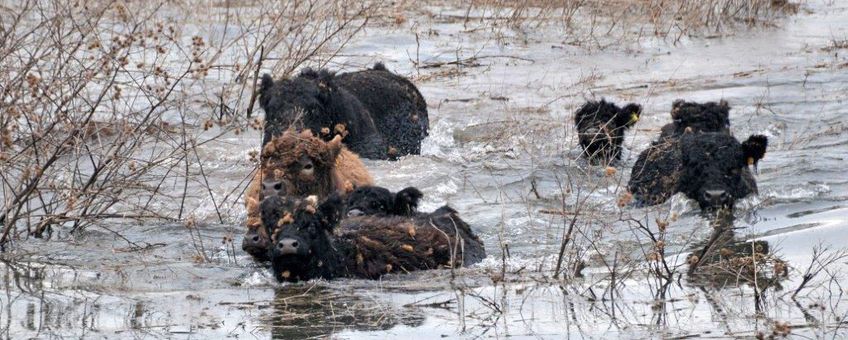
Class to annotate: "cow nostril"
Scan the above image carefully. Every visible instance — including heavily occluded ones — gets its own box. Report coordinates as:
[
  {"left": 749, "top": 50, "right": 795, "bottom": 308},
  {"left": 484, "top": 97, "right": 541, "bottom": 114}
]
[
  {"left": 277, "top": 238, "right": 299, "bottom": 255},
  {"left": 704, "top": 190, "right": 729, "bottom": 207},
  {"left": 251, "top": 235, "right": 260, "bottom": 242},
  {"left": 274, "top": 183, "right": 282, "bottom": 190}
]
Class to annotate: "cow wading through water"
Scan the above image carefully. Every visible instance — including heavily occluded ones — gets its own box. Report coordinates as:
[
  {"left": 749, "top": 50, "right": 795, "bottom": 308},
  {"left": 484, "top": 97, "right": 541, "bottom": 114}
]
[
  {"left": 343, "top": 185, "right": 424, "bottom": 217},
  {"left": 241, "top": 130, "right": 373, "bottom": 260},
  {"left": 628, "top": 100, "right": 768, "bottom": 213},
  {"left": 261, "top": 194, "right": 486, "bottom": 282},
  {"left": 259, "top": 63, "right": 429, "bottom": 160},
  {"left": 574, "top": 99, "right": 642, "bottom": 165}
]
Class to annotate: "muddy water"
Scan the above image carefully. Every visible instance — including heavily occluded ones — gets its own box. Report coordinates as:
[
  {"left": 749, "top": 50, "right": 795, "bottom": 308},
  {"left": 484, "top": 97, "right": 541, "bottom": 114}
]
[{"left": 3, "top": 1, "right": 848, "bottom": 338}]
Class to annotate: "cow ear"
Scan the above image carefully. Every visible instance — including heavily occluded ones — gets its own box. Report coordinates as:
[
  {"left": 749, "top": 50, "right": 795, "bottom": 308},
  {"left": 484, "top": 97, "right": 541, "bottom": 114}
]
[
  {"left": 260, "top": 195, "right": 287, "bottom": 234},
  {"left": 620, "top": 103, "right": 642, "bottom": 127},
  {"left": 394, "top": 187, "right": 423, "bottom": 215},
  {"left": 742, "top": 135, "right": 768, "bottom": 174},
  {"left": 317, "top": 193, "right": 344, "bottom": 230},
  {"left": 258, "top": 73, "right": 274, "bottom": 109},
  {"left": 671, "top": 99, "right": 685, "bottom": 119},
  {"left": 260, "top": 74, "right": 274, "bottom": 95},
  {"left": 718, "top": 100, "right": 731, "bottom": 126},
  {"left": 326, "top": 134, "right": 343, "bottom": 161}
]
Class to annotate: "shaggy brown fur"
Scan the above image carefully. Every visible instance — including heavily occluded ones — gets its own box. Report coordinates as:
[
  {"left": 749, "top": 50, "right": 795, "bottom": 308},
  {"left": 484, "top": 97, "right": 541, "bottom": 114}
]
[
  {"left": 242, "top": 130, "right": 373, "bottom": 259},
  {"left": 338, "top": 215, "right": 469, "bottom": 279}
]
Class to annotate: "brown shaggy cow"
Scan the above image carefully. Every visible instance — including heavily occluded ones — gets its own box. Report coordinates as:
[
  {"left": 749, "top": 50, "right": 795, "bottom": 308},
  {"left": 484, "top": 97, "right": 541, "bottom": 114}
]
[{"left": 242, "top": 130, "right": 373, "bottom": 260}]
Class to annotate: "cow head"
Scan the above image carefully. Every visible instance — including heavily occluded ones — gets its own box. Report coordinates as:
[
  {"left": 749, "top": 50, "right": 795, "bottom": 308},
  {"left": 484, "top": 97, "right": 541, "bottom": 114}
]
[
  {"left": 344, "top": 186, "right": 423, "bottom": 217},
  {"left": 678, "top": 133, "right": 768, "bottom": 212},
  {"left": 268, "top": 194, "right": 344, "bottom": 282}
]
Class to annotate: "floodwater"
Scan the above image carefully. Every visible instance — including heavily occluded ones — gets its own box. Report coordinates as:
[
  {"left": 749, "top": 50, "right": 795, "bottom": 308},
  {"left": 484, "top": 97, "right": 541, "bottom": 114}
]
[{"left": 3, "top": 0, "right": 848, "bottom": 338}]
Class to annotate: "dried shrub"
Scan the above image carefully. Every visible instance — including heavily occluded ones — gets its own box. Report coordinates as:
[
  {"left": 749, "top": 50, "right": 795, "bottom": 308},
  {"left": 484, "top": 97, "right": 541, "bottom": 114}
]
[{"left": 0, "top": 0, "right": 376, "bottom": 250}]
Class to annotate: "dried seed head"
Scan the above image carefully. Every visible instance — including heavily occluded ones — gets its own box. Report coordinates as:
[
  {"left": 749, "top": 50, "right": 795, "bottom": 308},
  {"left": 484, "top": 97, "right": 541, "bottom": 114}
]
[
  {"left": 250, "top": 118, "right": 264, "bottom": 130},
  {"left": 184, "top": 216, "right": 197, "bottom": 229},
  {"left": 655, "top": 219, "right": 668, "bottom": 232},
  {"left": 647, "top": 252, "right": 659, "bottom": 262},
  {"left": 617, "top": 192, "right": 633, "bottom": 207},
  {"left": 604, "top": 166, "right": 617, "bottom": 177},
  {"left": 687, "top": 255, "right": 700, "bottom": 266},
  {"left": 203, "top": 119, "right": 214, "bottom": 131},
  {"left": 394, "top": 14, "right": 407, "bottom": 25}
]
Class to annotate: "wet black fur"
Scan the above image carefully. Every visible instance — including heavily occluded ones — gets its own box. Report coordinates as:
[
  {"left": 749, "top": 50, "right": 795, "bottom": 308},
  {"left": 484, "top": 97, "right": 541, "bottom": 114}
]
[
  {"left": 269, "top": 194, "right": 486, "bottom": 282},
  {"left": 259, "top": 63, "right": 429, "bottom": 160},
  {"left": 628, "top": 132, "right": 767, "bottom": 211},
  {"left": 658, "top": 99, "right": 731, "bottom": 140},
  {"left": 573, "top": 99, "right": 642, "bottom": 164},
  {"left": 344, "top": 186, "right": 424, "bottom": 217}
]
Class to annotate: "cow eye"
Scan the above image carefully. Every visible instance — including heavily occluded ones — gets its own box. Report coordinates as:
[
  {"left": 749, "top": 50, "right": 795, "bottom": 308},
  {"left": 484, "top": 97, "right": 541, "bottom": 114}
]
[{"left": 301, "top": 162, "right": 314, "bottom": 176}]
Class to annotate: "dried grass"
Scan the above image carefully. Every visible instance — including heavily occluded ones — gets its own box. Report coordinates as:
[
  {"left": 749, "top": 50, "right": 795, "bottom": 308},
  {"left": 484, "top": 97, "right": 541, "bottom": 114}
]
[{"left": 403, "top": 0, "right": 799, "bottom": 47}]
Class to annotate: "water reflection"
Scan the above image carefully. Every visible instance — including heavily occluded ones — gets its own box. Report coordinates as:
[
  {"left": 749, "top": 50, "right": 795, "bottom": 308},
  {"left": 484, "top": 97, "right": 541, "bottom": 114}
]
[
  {"left": 687, "top": 213, "right": 787, "bottom": 292},
  {"left": 266, "top": 285, "right": 426, "bottom": 339}
]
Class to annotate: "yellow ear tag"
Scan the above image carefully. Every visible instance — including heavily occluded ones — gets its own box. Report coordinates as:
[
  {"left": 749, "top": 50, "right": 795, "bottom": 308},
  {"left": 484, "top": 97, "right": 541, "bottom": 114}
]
[
  {"left": 629, "top": 112, "right": 639, "bottom": 124},
  {"left": 747, "top": 157, "right": 754, "bottom": 165}
]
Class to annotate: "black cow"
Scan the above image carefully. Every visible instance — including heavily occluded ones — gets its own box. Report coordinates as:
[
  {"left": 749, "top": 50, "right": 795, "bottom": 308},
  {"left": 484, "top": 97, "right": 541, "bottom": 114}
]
[
  {"left": 344, "top": 186, "right": 424, "bottom": 217},
  {"left": 264, "top": 194, "right": 486, "bottom": 282},
  {"left": 574, "top": 99, "right": 642, "bottom": 164},
  {"left": 259, "top": 63, "right": 428, "bottom": 160},
  {"left": 628, "top": 132, "right": 768, "bottom": 211},
  {"left": 658, "top": 99, "right": 731, "bottom": 140}
]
